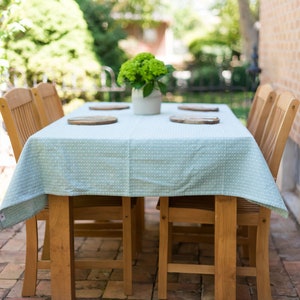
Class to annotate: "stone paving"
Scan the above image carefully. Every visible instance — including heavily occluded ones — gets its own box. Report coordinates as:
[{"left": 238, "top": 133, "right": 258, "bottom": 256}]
[{"left": 1, "top": 123, "right": 300, "bottom": 299}]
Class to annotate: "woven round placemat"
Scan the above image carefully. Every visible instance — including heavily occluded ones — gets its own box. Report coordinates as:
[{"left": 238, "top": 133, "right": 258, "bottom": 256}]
[
  {"left": 89, "top": 104, "right": 129, "bottom": 110},
  {"left": 178, "top": 105, "right": 219, "bottom": 112},
  {"left": 170, "top": 115, "right": 220, "bottom": 124},
  {"left": 67, "top": 115, "right": 118, "bottom": 125}
]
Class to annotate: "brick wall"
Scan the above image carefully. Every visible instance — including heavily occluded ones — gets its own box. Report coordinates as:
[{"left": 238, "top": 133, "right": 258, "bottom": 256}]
[{"left": 259, "top": 0, "right": 300, "bottom": 145}]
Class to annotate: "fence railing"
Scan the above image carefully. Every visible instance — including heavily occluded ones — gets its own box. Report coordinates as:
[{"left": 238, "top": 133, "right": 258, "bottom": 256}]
[
  {"left": 1, "top": 65, "right": 254, "bottom": 99},
  {"left": 0, "top": 66, "right": 126, "bottom": 100}
]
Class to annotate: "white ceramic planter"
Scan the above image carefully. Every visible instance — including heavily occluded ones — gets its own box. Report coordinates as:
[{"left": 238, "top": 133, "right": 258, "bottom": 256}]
[{"left": 131, "top": 88, "right": 162, "bottom": 115}]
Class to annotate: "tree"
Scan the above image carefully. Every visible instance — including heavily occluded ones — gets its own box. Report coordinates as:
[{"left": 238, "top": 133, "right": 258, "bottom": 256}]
[
  {"left": 211, "top": 0, "right": 242, "bottom": 56},
  {"left": 185, "top": 0, "right": 258, "bottom": 90},
  {"left": 75, "top": 0, "right": 127, "bottom": 73},
  {"left": 0, "top": 0, "right": 28, "bottom": 79},
  {"left": 112, "top": 0, "right": 169, "bottom": 27},
  {"left": 212, "top": 0, "right": 258, "bottom": 62},
  {"left": 237, "top": 0, "right": 258, "bottom": 62},
  {"left": 170, "top": 1, "right": 204, "bottom": 53},
  {"left": 187, "top": 0, "right": 238, "bottom": 68},
  {"left": 5, "top": 0, "right": 101, "bottom": 97}
]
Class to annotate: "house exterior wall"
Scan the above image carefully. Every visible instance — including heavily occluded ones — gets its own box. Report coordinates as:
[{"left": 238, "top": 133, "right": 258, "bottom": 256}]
[
  {"left": 259, "top": 0, "right": 300, "bottom": 217},
  {"left": 121, "top": 22, "right": 171, "bottom": 61},
  {"left": 259, "top": 0, "right": 300, "bottom": 145}
]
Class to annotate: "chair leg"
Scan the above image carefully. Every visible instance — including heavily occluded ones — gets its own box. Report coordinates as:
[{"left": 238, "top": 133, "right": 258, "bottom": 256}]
[
  {"left": 131, "top": 202, "right": 138, "bottom": 260},
  {"left": 248, "top": 226, "right": 257, "bottom": 267},
  {"left": 22, "top": 217, "right": 38, "bottom": 296},
  {"left": 256, "top": 207, "right": 272, "bottom": 300},
  {"left": 168, "top": 221, "right": 173, "bottom": 262},
  {"left": 136, "top": 197, "right": 144, "bottom": 253},
  {"left": 122, "top": 197, "right": 133, "bottom": 295},
  {"left": 41, "top": 220, "right": 50, "bottom": 260},
  {"left": 158, "top": 197, "right": 169, "bottom": 299}
]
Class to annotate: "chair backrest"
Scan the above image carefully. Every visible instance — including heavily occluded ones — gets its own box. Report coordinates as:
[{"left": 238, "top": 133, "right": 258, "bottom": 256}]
[
  {"left": 0, "top": 88, "right": 42, "bottom": 161},
  {"left": 260, "top": 91, "right": 300, "bottom": 178},
  {"left": 247, "top": 83, "right": 276, "bottom": 145},
  {"left": 31, "top": 82, "right": 64, "bottom": 127}
]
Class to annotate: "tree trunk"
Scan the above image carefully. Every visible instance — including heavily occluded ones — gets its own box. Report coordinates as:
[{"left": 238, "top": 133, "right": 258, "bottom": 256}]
[{"left": 237, "top": 0, "right": 258, "bottom": 63}]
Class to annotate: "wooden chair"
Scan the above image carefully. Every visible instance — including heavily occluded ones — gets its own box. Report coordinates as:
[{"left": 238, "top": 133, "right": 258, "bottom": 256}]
[
  {"left": 157, "top": 91, "right": 300, "bottom": 299},
  {"left": 32, "top": 82, "right": 144, "bottom": 249},
  {"left": 247, "top": 83, "right": 276, "bottom": 145},
  {"left": 159, "top": 84, "right": 278, "bottom": 253},
  {"left": 237, "top": 83, "right": 277, "bottom": 257},
  {"left": 31, "top": 82, "right": 64, "bottom": 126},
  {"left": 31, "top": 82, "right": 123, "bottom": 242},
  {"left": 0, "top": 87, "right": 136, "bottom": 296}
]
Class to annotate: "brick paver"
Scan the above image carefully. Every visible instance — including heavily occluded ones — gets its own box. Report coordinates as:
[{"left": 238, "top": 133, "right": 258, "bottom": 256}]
[{"left": 1, "top": 124, "right": 300, "bottom": 299}]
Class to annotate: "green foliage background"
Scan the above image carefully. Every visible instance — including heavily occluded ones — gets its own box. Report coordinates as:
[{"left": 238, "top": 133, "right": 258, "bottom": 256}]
[
  {"left": 75, "top": 0, "right": 127, "bottom": 73},
  {"left": 3, "top": 0, "right": 130, "bottom": 100},
  {"left": 7, "top": 0, "right": 100, "bottom": 85},
  {"left": 1, "top": 0, "right": 258, "bottom": 98}
]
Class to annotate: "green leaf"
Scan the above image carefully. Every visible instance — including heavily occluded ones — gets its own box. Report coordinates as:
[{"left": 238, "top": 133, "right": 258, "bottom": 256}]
[
  {"left": 143, "top": 82, "right": 154, "bottom": 97},
  {"left": 166, "top": 64, "right": 175, "bottom": 73},
  {"left": 158, "top": 81, "right": 167, "bottom": 95}
]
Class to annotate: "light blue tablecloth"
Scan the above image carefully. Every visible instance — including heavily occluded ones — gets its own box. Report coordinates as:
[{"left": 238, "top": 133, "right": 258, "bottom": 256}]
[{"left": 0, "top": 103, "right": 287, "bottom": 229}]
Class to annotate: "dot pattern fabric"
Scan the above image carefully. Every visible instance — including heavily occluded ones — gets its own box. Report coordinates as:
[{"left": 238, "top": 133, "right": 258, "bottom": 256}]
[{"left": 0, "top": 103, "right": 287, "bottom": 229}]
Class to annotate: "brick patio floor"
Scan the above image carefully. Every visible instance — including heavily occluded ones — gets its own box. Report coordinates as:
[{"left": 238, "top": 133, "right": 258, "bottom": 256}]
[{"left": 1, "top": 124, "right": 300, "bottom": 299}]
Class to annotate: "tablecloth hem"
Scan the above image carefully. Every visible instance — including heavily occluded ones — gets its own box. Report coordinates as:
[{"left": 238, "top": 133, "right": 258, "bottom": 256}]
[{"left": 0, "top": 195, "right": 47, "bottom": 230}]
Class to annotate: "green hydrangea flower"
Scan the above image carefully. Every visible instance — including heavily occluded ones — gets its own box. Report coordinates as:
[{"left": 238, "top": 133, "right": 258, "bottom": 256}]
[{"left": 117, "top": 52, "right": 175, "bottom": 97}]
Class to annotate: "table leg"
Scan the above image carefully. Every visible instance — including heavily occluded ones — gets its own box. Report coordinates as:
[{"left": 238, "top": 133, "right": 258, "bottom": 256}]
[
  {"left": 49, "top": 195, "right": 75, "bottom": 300},
  {"left": 122, "top": 196, "right": 133, "bottom": 295},
  {"left": 214, "top": 195, "right": 237, "bottom": 300}
]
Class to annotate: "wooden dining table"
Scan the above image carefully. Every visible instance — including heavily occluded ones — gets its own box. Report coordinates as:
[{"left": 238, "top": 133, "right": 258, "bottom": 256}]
[{"left": 0, "top": 102, "right": 287, "bottom": 299}]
